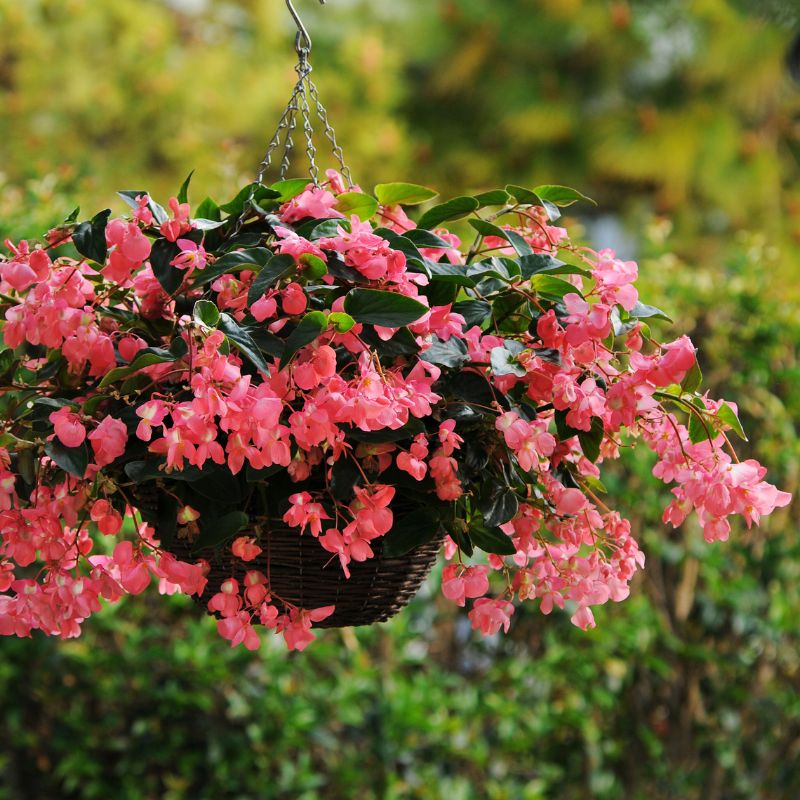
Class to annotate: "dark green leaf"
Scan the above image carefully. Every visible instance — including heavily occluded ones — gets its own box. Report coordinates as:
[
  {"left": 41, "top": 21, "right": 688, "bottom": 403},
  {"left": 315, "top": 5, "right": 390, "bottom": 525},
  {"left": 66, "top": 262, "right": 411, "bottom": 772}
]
[
  {"left": 628, "top": 302, "right": 673, "bottom": 323},
  {"left": 280, "top": 310, "right": 327, "bottom": 368},
  {"left": 150, "top": 239, "right": 183, "bottom": 294},
  {"left": 479, "top": 486, "right": 520, "bottom": 528},
  {"left": 427, "top": 262, "right": 475, "bottom": 287},
  {"left": 403, "top": 228, "right": 452, "bottom": 249},
  {"left": 359, "top": 326, "right": 420, "bottom": 357},
  {"left": 44, "top": 440, "right": 89, "bottom": 478},
  {"left": 72, "top": 209, "right": 111, "bottom": 263},
  {"left": 177, "top": 170, "right": 194, "bottom": 205},
  {"left": 452, "top": 299, "right": 492, "bottom": 327},
  {"left": 468, "top": 218, "right": 532, "bottom": 256},
  {"left": 421, "top": 336, "right": 469, "bottom": 368},
  {"left": 417, "top": 196, "right": 480, "bottom": 230},
  {"left": 681, "top": 360, "right": 703, "bottom": 394},
  {"left": 246, "top": 254, "right": 296, "bottom": 304},
  {"left": 193, "top": 511, "right": 249, "bottom": 551},
  {"left": 449, "top": 371, "right": 495, "bottom": 406},
  {"left": 218, "top": 313, "right": 270, "bottom": 374},
  {"left": 99, "top": 347, "right": 178, "bottom": 388},
  {"left": 473, "top": 189, "right": 511, "bottom": 207},
  {"left": 331, "top": 457, "right": 363, "bottom": 502},
  {"left": 469, "top": 522, "right": 517, "bottom": 556},
  {"left": 342, "top": 418, "right": 425, "bottom": 443},
  {"left": 578, "top": 416, "right": 605, "bottom": 463},
  {"left": 382, "top": 510, "right": 442, "bottom": 557},
  {"left": 344, "top": 289, "right": 428, "bottom": 327}
]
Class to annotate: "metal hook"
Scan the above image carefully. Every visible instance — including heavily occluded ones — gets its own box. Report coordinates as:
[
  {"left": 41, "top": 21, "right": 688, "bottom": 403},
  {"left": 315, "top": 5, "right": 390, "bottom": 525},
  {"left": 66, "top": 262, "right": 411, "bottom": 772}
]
[{"left": 286, "top": 0, "right": 325, "bottom": 55}]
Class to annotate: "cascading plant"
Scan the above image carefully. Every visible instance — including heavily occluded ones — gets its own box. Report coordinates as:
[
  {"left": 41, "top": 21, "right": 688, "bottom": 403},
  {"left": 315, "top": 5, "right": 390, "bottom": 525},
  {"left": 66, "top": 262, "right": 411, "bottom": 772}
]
[{"left": 0, "top": 171, "right": 790, "bottom": 650}]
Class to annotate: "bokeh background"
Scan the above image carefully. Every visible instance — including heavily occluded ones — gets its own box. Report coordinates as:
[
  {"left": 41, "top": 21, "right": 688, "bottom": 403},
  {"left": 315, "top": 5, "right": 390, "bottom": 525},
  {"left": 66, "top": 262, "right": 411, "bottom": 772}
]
[{"left": 1, "top": 0, "right": 799, "bottom": 797}]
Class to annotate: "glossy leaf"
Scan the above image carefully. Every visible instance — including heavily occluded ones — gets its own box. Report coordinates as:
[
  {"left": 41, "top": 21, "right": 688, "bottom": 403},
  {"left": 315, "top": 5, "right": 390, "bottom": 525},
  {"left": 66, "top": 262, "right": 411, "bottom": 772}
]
[
  {"left": 417, "top": 196, "right": 480, "bottom": 230},
  {"left": 335, "top": 192, "right": 378, "bottom": 221},
  {"left": 72, "top": 209, "right": 111, "bottom": 263},
  {"left": 374, "top": 182, "right": 438, "bottom": 206},
  {"left": 344, "top": 289, "right": 428, "bottom": 327},
  {"left": 280, "top": 311, "right": 328, "bottom": 368}
]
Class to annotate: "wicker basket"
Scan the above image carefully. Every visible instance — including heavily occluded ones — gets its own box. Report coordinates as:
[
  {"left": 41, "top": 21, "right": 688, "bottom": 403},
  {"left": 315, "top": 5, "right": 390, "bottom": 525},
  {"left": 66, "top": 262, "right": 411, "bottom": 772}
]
[{"left": 133, "top": 485, "right": 442, "bottom": 629}]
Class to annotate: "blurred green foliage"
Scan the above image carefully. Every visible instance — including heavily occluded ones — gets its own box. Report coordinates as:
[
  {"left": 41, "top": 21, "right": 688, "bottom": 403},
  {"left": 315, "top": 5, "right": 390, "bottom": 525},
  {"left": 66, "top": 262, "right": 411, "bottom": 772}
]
[{"left": 0, "top": 0, "right": 798, "bottom": 798}]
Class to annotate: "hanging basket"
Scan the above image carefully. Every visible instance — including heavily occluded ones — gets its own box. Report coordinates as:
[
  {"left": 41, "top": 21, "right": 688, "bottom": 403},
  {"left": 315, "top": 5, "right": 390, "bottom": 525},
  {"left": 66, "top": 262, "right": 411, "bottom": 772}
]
[{"left": 133, "top": 484, "right": 443, "bottom": 628}]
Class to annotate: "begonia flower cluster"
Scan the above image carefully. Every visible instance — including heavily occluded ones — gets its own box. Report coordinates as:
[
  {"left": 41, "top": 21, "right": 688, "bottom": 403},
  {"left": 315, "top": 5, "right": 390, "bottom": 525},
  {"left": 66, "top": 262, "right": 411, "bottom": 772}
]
[{"left": 0, "top": 171, "right": 790, "bottom": 650}]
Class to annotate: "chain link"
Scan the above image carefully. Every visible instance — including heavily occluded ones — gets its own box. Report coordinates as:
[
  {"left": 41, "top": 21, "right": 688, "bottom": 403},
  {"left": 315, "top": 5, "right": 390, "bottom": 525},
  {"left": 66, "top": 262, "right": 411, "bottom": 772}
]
[{"left": 235, "top": 24, "right": 354, "bottom": 235}]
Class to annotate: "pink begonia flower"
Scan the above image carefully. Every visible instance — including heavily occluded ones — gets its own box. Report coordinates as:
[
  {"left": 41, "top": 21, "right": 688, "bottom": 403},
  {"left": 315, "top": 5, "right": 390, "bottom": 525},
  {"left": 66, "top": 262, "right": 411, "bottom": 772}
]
[
  {"left": 88, "top": 417, "right": 128, "bottom": 467},
  {"left": 208, "top": 578, "right": 241, "bottom": 618},
  {"left": 468, "top": 597, "right": 515, "bottom": 636},
  {"left": 112, "top": 541, "right": 151, "bottom": 595},
  {"left": 283, "top": 492, "right": 331, "bottom": 537},
  {"left": 90, "top": 500, "right": 123, "bottom": 536},
  {"left": 118, "top": 334, "right": 147, "bottom": 363},
  {"left": 648, "top": 336, "right": 696, "bottom": 386},
  {"left": 281, "top": 282, "right": 308, "bottom": 316},
  {"left": 170, "top": 238, "right": 207, "bottom": 275},
  {"left": 571, "top": 605, "right": 597, "bottom": 631},
  {"left": 135, "top": 400, "right": 168, "bottom": 442},
  {"left": 555, "top": 488, "right": 588, "bottom": 516},
  {"left": 218, "top": 611, "right": 260, "bottom": 651},
  {"left": 132, "top": 194, "right": 154, "bottom": 226},
  {"left": 251, "top": 294, "right": 278, "bottom": 322},
  {"left": 160, "top": 197, "right": 193, "bottom": 242},
  {"left": 231, "top": 536, "right": 263, "bottom": 562},
  {"left": 279, "top": 606, "right": 335, "bottom": 651},
  {"left": 442, "top": 564, "right": 490, "bottom": 607},
  {"left": 49, "top": 407, "right": 87, "bottom": 448},
  {"left": 279, "top": 186, "right": 344, "bottom": 224}
]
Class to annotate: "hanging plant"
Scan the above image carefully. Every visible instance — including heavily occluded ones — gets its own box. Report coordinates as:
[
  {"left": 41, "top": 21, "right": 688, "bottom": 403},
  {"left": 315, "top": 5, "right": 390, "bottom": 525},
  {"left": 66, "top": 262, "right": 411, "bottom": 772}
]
[{"left": 0, "top": 171, "right": 790, "bottom": 650}]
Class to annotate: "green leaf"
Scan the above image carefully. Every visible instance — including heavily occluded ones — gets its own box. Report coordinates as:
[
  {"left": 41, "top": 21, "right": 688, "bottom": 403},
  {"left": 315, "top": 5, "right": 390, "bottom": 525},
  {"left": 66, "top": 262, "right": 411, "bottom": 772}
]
[
  {"left": 218, "top": 183, "right": 281, "bottom": 216},
  {"left": 427, "top": 262, "right": 475, "bottom": 287},
  {"left": 417, "top": 196, "right": 480, "bottom": 230},
  {"left": 578, "top": 416, "right": 604, "bottom": 463},
  {"left": 218, "top": 313, "right": 270, "bottom": 374},
  {"left": 468, "top": 218, "right": 532, "bottom": 256},
  {"left": 449, "top": 371, "right": 494, "bottom": 406},
  {"left": 717, "top": 401, "right": 748, "bottom": 441},
  {"left": 473, "top": 189, "right": 511, "bottom": 207},
  {"left": 117, "top": 191, "right": 168, "bottom": 225},
  {"left": 505, "top": 185, "right": 560, "bottom": 220},
  {"left": 44, "top": 440, "right": 89, "bottom": 478},
  {"left": 195, "top": 196, "right": 221, "bottom": 222},
  {"left": 299, "top": 253, "right": 327, "bottom": 280},
  {"left": 469, "top": 522, "right": 516, "bottom": 556},
  {"left": 479, "top": 485, "right": 520, "bottom": 528},
  {"left": 342, "top": 418, "right": 425, "bottom": 444},
  {"left": 681, "top": 360, "right": 703, "bottom": 393},
  {"left": 177, "top": 170, "right": 194, "bottom": 205},
  {"left": 382, "top": 509, "right": 442, "bottom": 557},
  {"left": 72, "top": 209, "right": 111, "bottom": 263},
  {"left": 270, "top": 178, "right": 310, "bottom": 203},
  {"left": 193, "top": 299, "right": 220, "bottom": 328},
  {"left": 374, "top": 182, "right": 438, "bottom": 206},
  {"left": 533, "top": 184, "right": 596, "bottom": 207},
  {"left": 530, "top": 274, "right": 580, "bottom": 300},
  {"left": 452, "top": 299, "right": 492, "bottom": 327},
  {"left": 280, "top": 311, "right": 328, "bottom": 368},
  {"left": 150, "top": 239, "right": 183, "bottom": 294},
  {"left": 329, "top": 312, "right": 356, "bottom": 333},
  {"left": 335, "top": 192, "right": 378, "bottom": 221},
  {"left": 628, "top": 302, "right": 673, "bottom": 324},
  {"left": 490, "top": 346, "right": 526, "bottom": 377},
  {"left": 519, "top": 253, "right": 590, "bottom": 279},
  {"left": 344, "top": 289, "right": 428, "bottom": 327},
  {"left": 194, "top": 511, "right": 249, "bottom": 552},
  {"left": 359, "top": 326, "right": 420, "bottom": 358},
  {"left": 403, "top": 228, "right": 453, "bottom": 249},
  {"left": 420, "top": 336, "right": 469, "bottom": 368},
  {"left": 99, "top": 347, "right": 178, "bottom": 388},
  {"left": 688, "top": 410, "right": 709, "bottom": 444},
  {"left": 246, "top": 254, "right": 296, "bottom": 304}
]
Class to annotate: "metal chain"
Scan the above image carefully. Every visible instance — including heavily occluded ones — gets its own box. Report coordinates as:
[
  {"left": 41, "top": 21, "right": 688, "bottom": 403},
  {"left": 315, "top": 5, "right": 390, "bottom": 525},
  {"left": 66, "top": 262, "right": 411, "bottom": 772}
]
[{"left": 235, "top": 3, "right": 354, "bottom": 234}]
